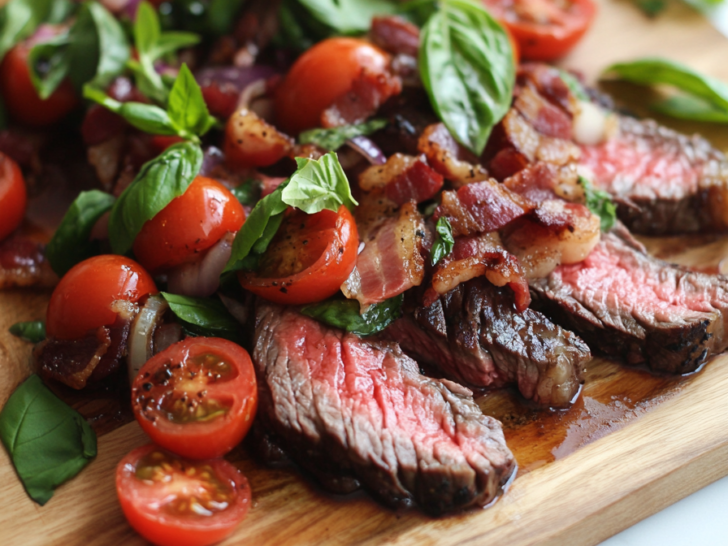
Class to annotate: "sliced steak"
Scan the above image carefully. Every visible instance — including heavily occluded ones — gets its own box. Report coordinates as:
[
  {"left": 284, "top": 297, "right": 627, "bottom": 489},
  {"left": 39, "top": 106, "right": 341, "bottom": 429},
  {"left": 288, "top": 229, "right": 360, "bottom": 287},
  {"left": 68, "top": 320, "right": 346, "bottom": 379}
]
[
  {"left": 253, "top": 301, "right": 516, "bottom": 515},
  {"left": 579, "top": 115, "right": 728, "bottom": 235},
  {"left": 387, "top": 279, "right": 590, "bottom": 408},
  {"left": 530, "top": 227, "right": 728, "bottom": 374}
]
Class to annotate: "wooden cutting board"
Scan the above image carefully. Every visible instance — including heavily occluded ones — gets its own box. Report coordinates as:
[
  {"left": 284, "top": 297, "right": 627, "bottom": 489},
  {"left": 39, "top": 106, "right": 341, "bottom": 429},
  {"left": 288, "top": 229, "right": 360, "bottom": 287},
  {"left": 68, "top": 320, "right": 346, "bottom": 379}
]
[{"left": 3, "top": 1, "right": 728, "bottom": 545}]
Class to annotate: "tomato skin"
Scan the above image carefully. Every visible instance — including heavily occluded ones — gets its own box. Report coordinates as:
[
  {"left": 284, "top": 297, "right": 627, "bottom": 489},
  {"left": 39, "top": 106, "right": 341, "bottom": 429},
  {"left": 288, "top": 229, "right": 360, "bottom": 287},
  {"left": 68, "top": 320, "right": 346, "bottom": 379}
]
[
  {"left": 0, "top": 152, "right": 26, "bottom": 241},
  {"left": 131, "top": 338, "right": 258, "bottom": 459},
  {"left": 274, "top": 38, "right": 391, "bottom": 134},
  {"left": 133, "top": 176, "right": 245, "bottom": 274},
  {"left": 239, "top": 205, "right": 358, "bottom": 305},
  {"left": 0, "top": 43, "right": 78, "bottom": 126},
  {"left": 46, "top": 255, "right": 157, "bottom": 341},
  {"left": 483, "top": 0, "right": 596, "bottom": 61},
  {"left": 117, "top": 444, "right": 251, "bottom": 546}
]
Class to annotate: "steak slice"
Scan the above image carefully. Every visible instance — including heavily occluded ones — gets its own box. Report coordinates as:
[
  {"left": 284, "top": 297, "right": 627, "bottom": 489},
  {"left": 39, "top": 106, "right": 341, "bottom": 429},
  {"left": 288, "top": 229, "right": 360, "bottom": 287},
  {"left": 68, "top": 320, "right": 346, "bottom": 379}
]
[
  {"left": 253, "top": 301, "right": 516, "bottom": 515},
  {"left": 387, "top": 279, "right": 590, "bottom": 408},
  {"left": 579, "top": 115, "right": 728, "bottom": 235},
  {"left": 530, "top": 227, "right": 728, "bottom": 374}
]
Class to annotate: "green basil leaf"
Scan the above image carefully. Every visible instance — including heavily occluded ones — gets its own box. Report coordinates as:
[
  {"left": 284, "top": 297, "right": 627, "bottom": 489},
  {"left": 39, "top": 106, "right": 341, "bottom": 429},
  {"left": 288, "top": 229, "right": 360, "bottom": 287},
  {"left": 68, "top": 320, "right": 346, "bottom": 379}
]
[
  {"left": 46, "top": 190, "right": 115, "bottom": 277},
  {"left": 299, "top": 119, "right": 388, "bottom": 151},
  {"left": 230, "top": 180, "right": 262, "bottom": 206},
  {"left": 84, "top": 85, "right": 179, "bottom": 136},
  {"left": 557, "top": 69, "right": 590, "bottom": 102},
  {"left": 151, "top": 31, "right": 201, "bottom": 59},
  {"left": 652, "top": 95, "right": 728, "bottom": 123},
  {"left": 134, "top": 1, "right": 161, "bottom": 56},
  {"left": 430, "top": 217, "right": 454, "bottom": 266},
  {"left": 420, "top": 0, "right": 515, "bottom": 155},
  {"left": 634, "top": 0, "right": 666, "bottom": 17},
  {"left": 27, "top": 34, "right": 71, "bottom": 100},
  {"left": 167, "top": 64, "right": 216, "bottom": 136},
  {"left": 0, "top": 0, "right": 58, "bottom": 61},
  {"left": 604, "top": 58, "right": 728, "bottom": 116},
  {"left": 0, "top": 375, "right": 97, "bottom": 505},
  {"left": 207, "top": 0, "right": 247, "bottom": 36},
  {"left": 109, "top": 141, "right": 203, "bottom": 255},
  {"left": 580, "top": 176, "right": 617, "bottom": 232},
  {"left": 161, "top": 292, "right": 242, "bottom": 341},
  {"left": 398, "top": 0, "right": 439, "bottom": 27},
  {"left": 295, "top": 0, "right": 398, "bottom": 34},
  {"left": 281, "top": 152, "right": 358, "bottom": 214},
  {"left": 301, "top": 295, "right": 404, "bottom": 337},
  {"left": 9, "top": 321, "right": 46, "bottom": 343},
  {"left": 273, "top": 0, "right": 317, "bottom": 51}
]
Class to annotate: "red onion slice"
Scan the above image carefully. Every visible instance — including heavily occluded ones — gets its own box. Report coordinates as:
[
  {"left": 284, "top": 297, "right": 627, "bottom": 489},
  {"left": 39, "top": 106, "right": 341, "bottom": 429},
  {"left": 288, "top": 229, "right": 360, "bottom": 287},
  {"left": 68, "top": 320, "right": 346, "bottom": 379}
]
[
  {"left": 346, "top": 135, "right": 387, "bottom": 165},
  {"left": 166, "top": 232, "right": 235, "bottom": 298},
  {"left": 127, "top": 295, "right": 168, "bottom": 383}
]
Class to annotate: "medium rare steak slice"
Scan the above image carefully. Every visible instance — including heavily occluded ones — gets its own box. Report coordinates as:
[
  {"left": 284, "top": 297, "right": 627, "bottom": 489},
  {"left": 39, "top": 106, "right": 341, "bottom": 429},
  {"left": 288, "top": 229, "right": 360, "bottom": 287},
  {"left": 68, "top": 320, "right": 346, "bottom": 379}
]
[
  {"left": 579, "top": 115, "right": 728, "bottom": 235},
  {"left": 530, "top": 227, "right": 728, "bottom": 374},
  {"left": 253, "top": 302, "right": 516, "bottom": 515},
  {"left": 387, "top": 279, "right": 590, "bottom": 408}
]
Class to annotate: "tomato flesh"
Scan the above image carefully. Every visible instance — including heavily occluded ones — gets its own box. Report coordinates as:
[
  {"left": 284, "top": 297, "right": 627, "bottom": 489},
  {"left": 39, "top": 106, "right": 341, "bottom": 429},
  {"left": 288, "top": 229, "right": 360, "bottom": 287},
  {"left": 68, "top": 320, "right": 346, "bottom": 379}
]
[
  {"left": 132, "top": 338, "right": 258, "bottom": 459},
  {"left": 483, "top": 0, "right": 596, "bottom": 61},
  {"left": 117, "top": 444, "right": 251, "bottom": 546},
  {"left": 133, "top": 176, "right": 245, "bottom": 274},
  {"left": 0, "top": 43, "right": 78, "bottom": 126},
  {"left": 0, "top": 152, "right": 26, "bottom": 241},
  {"left": 274, "top": 37, "right": 391, "bottom": 134},
  {"left": 46, "top": 255, "right": 157, "bottom": 340},
  {"left": 238, "top": 205, "right": 359, "bottom": 305}
]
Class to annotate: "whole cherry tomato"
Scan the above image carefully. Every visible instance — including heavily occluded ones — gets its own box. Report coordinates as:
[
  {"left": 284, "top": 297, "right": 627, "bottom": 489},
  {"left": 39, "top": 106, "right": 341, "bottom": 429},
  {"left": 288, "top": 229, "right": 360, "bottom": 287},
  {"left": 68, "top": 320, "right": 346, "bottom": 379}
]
[
  {"left": 46, "top": 255, "right": 157, "bottom": 340},
  {"left": 0, "top": 152, "right": 26, "bottom": 241},
  {"left": 238, "top": 205, "right": 358, "bottom": 305},
  {"left": 133, "top": 176, "right": 245, "bottom": 274},
  {"left": 131, "top": 337, "right": 258, "bottom": 459},
  {"left": 0, "top": 43, "right": 78, "bottom": 126},
  {"left": 482, "top": 0, "right": 596, "bottom": 61},
  {"left": 274, "top": 38, "right": 391, "bottom": 134},
  {"left": 116, "top": 444, "right": 251, "bottom": 546}
]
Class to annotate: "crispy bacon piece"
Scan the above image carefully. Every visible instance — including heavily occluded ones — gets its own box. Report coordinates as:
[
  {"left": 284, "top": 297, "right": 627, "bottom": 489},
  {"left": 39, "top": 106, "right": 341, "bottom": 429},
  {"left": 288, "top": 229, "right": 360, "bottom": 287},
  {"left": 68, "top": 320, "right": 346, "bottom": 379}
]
[
  {"left": 417, "top": 123, "right": 489, "bottom": 186},
  {"left": 503, "top": 162, "right": 584, "bottom": 204},
  {"left": 342, "top": 198, "right": 427, "bottom": 306},
  {"left": 322, "top": 69, "right": 402, "bottom": 128},
  {"left": 370, "top": 16, "right": 420, "bottom": 57},
  {"left": 514, "top": 84, "right": 572, "bottom": 140},
  {"left": 427, "top": 232, "right": 530, "bottom": 312},
  {"left": 225, "top": 108, "right": 294, "bottom": 168},
  {"left": 435, "top": 179, "right": 535, "bottom": 237},
  {"left": 517, "top": 63, "right": 578, "bottom": 114},
  {"left": 35, "top": 301, "right": 136, "bottom": 389},
  {"left": 0, "top": 235, "right": 56, "bottom": 289},
  {"left": 359, "top": 153, "right": 443, "bottom": 205},
  {"left": 502, "top": 109, "right": 580, "bottom": 166}
]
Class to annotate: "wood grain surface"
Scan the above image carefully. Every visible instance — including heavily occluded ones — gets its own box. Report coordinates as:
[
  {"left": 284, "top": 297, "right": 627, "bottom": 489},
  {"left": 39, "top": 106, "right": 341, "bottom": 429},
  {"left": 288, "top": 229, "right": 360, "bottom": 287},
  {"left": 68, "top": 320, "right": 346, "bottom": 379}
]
[{"left": 2, "top": 1, "right": 728, "bottom": 545}]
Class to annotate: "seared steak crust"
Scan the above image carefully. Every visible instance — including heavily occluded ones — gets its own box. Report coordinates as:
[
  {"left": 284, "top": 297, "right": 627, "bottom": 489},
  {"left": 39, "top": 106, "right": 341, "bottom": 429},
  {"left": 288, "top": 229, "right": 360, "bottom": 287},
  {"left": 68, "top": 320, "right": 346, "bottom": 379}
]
[
  {"left": 387, "top": 279, "right": 590, "bottom": 408},
  {"left": 530, "top": 228, "right": 728, "bottom": 374},
  {"left": 253, "top": 302, "right": 516, "bottom": 515}
]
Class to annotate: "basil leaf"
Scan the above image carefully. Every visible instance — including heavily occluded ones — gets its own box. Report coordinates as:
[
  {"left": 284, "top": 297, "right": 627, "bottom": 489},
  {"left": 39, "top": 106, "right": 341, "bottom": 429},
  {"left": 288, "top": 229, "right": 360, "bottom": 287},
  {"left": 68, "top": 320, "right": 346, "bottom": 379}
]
[
  {"left": 109, "top": 142, "right": 203, "bottom": 255},
  {"left": 0, "top": 0, "right": 60, "bottom": 61},
  {"left": 46, "top": 190, "right": 115, "bottom": 277},
  {"left": 0, "top": 375, "right": 97, "bottom": 506},
  {"left": 299, "top": 119, "right": 388, "bottom": 151},
  {"left": 161, "top": 292, "right": 242, "bottom": 341},
  {"left": 281, "top": 152, "right": 358, "bottom": 214},
  {"left": 430, "top": 217, "right": 454, "bottom": 266},
  {"left": 84, "top": 85, "right": 179, "bottom": 136},
  {"left": 9, "top": 321, "right": 46, "bottom": 343},
  {"left": 301, "top": 295, "right": 404, "bottom": 337},
  {"left": 207, "top": 0, "right": 248, "bottom": 36},
  {"left": 230, "top": 180, "right": 261, "bottom": 206},
  {"left": 167, "top": 64, "right": 217, "bottom": 136},
  {"left": 27, "top": 34, "right": 71, "bottom": 100},
  {"left": 273, "top": 0, "right": 317, "bottom": 51},
  {"left": 420, "top": 0, "right": 515, "bottom": 155},
  {"left": 634, "top": 0, "right": 666, "bottom": 17},
  {"left": 295, "top": 0, "right": 398, "bottom": 34},
  {"left": 652, "top": 95, "right": 728, "bottom": 123},
  {"left": 557, "top": 69, "right": 590, "bottom": 102},
  {"left": 579, "top": 176, "right": 617, "bottom": 232},
  {"left": 604, "top": 58, "right": 728, "bottom": 118},
  {"left": 79, "top": 1, "right": 130, "bottom": 89}
]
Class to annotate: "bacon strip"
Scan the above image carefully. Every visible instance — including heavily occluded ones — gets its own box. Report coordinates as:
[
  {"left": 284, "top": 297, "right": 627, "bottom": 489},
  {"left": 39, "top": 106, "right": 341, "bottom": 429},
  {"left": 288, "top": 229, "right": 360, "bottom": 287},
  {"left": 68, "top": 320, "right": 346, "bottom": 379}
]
[
  {"left": 0, "top": 235, "right": 56, "bottom": 289},
  {"left": 359, "top": 153, "right": 443, "bottom": 205},
  {"left": 322, "top": 69, "right": 402, "bottom": 128},
  {"left": 417, "top": 123, "right": 489, "bottom": 187}
]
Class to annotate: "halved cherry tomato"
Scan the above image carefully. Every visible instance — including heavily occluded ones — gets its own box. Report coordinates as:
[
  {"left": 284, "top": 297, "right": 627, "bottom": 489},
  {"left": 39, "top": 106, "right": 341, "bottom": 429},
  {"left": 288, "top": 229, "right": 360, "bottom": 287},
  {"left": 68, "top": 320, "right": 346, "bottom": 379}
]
[
  {"left": 238, "top": 205, "right": 358, "bottom": 305},
  {"left": 47, "top": 255, "right": 157, "bottom": 341},
  {"left": 117, "top": 444, "right": 251, "bottom": 546},
  {"left": 224, "top": 109, "right": 294, "bottom": 169},
  {"left": 0, "top": 152, "right": 26, "bottom": 241},
  {"left": 482, "top": 0, "right": 596, "bottom": 61},
  {"left": 133, "top": 176, "right": 245, "bottom": 274},
  {"left": 274, "top": 37, "right": 391, "bottom": 134},
  {"left": 131, "top": 337, "right": 258, "bottom": 459},
  {"left": 0, "top": 43, "right": 78, "bottom": 126}
]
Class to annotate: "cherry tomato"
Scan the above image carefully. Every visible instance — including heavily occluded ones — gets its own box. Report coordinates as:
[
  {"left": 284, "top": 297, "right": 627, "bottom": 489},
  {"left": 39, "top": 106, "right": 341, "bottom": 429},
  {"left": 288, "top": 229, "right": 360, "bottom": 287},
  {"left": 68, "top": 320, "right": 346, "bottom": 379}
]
[
  {"left": 482, "top": 0, "right": 596, "bottom": 61},
  {"left": 133, "top": 176, "right": 245, "bottom": 274},
  {"left": 274, "top": 38, "right": 391, "bottom": 134},
  {"left": 0, "top": 152, "right": 26, "bottom": 241},
  {"left": 47, "top": 255, "right": 157, "bottom": 341},
  {"left": 238, "top": 205, "right": 358, "bottom": 305},
  {"left": 131, "top": 337, "right": 258, "bottom": 459},
  {"left": 224, "top": 109, "right": 294, "bottom": 169},
  {"left": 117, "top": 444, "right": 251, "bottom": 546},
  {"left": 150, "top": 135, "right": 185, "bottom": 153},
  {"left": 0, "top": 43, "right": 78, "bottom": 126}
]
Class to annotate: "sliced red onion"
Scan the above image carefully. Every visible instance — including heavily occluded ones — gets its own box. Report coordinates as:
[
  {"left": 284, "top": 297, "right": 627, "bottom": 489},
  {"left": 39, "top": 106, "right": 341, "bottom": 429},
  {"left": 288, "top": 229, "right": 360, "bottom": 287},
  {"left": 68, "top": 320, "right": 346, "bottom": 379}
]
[
  {"left": 237, "top": 79, "right": 269, "bottom": 110},
  {"left": 153, "top": 323, "right": 184, "bottom": 356},
  {"left": 200, "top": 146, "right": 225, "bottom": 177},
  {"left": 346, "top": 136, "right": 387, "bottom": 166},
  {"left": 124, "top": 0, "right": 142, "bottom": 19},
  {"left": 127, "top": 295, "right": 168, "bottom": 383},
  {"left": 166, "top": 232, "right": 235, "bottom": 298},
  {"left": 218, "top": 293, "right": 251, "bottom": 327},
  {"left": 195, "top": 66, "right": 278, "bottom": 95}
]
